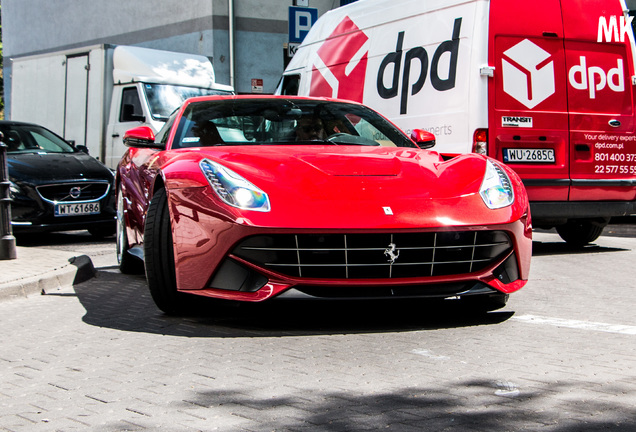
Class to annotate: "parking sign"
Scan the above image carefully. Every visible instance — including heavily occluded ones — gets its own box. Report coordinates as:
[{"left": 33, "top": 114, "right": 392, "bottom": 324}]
[{"left": 289, "top": 6, "right": 318, "bottom": 44}]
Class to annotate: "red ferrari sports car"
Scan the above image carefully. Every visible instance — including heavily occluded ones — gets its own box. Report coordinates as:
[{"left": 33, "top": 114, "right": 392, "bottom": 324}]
[{"left": 117, "top": 95, "right": 531, "bottom": 314}]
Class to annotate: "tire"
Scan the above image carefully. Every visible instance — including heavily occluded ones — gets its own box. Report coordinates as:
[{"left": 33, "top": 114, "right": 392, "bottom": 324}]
[
  {"left": 460, "top": 293, "right": 509, "bottom": 313},
  {"left": 143, "top": 188, "right": 183, "bottom": 314},
  {"left": 116, "top": 186, "right": 144, "bottom": 275},
  {"left": 556, "top": 218, "right": 609, "bottom": 247}
]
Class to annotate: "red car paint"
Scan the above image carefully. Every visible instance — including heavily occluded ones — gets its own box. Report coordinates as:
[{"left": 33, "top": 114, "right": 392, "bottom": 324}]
[{"left": 117, "top": 96, "right": 531, "bottom": 308}]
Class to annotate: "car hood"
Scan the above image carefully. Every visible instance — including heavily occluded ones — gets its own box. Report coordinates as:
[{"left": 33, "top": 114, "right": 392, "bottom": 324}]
[
  {"left": 199, "top": 145, "right": 485, "bottom": 198},
  {"left": 164, "top": 145, "right": 526, "bottom": 229},
  {"left": 8, "top": 152, "right": 113, "bottom": 185}
]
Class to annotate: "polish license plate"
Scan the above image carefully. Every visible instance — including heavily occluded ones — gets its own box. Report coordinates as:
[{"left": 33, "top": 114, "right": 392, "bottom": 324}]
[
  {"left": 503, "top": 148, "right": 555, "bottom": 163},
  {"left": 55, "top": 202, "right": 101, "bottom": 217}
]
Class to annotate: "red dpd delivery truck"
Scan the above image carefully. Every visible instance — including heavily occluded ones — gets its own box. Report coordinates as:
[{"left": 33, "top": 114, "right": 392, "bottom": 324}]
[{"left": 278, "top": 0, "right": 636, "bottom": 246}]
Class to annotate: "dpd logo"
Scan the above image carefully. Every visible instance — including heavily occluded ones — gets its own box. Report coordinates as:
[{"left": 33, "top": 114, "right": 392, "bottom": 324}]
[
  {"left": 502, "top": 39, "right": 555, "bottom": 109},
  {"left": 377, "top": 18, "right": 462, "bottom": 115},
  {"left": 310, "top": 17, "right": 369, "bottom": 103}
]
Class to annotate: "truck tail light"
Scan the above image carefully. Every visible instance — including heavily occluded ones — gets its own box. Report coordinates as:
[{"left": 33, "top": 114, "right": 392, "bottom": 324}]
[{"left": 473, "top": 129, "right": 488, "bottom": 155}]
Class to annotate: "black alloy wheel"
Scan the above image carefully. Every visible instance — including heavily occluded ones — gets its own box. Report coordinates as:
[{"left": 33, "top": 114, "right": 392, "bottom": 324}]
[{"left": 143, "top": 188, "right": 184, "bottom": 314}]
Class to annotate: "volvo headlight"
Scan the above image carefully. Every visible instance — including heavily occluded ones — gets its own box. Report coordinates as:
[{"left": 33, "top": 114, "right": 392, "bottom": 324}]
[
  {"left": 480, "top": 160, "right": 514, "bottom": 209},
  {"left": 9, "top": 181, "right": 23, "bottom": 199},
  {"left": 200, "top": 159, "right": 270, "bottom": 212}
]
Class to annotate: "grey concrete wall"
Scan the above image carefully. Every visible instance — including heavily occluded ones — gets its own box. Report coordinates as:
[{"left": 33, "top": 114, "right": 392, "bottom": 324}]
[
  {"left": 2, "top": 0, "right": 216, "bottom": 57},
  {"left": 2, "top": 0, "right": 341, "bottom": 112}
]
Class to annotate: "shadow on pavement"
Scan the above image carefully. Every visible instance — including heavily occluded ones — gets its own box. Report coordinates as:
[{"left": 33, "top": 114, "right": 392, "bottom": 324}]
[
  {"left": 532, "top": 239, "right": 628, "bottom": 257},
  {"left": 15, "top": 230, "right": 115, "bottom": 247},
  {"left": 532, "top": 219, "right": 636, "bottom": 256},
  {"left": 72, "top": 270, "right": 514, "bottom": 338},
  {"left": 171, "top": 382, "right": 636, "bottom": 432}
]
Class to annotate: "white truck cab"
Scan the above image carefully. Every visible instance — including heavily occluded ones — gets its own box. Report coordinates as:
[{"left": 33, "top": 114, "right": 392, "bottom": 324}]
[{"left": 10, "top": 45, "right": 234, "bottom": 168}]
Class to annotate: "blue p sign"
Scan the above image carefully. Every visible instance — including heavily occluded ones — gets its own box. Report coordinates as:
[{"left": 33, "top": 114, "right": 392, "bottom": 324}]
[{"left": 289, "top": 6, "right": 318, "bottom": 44}]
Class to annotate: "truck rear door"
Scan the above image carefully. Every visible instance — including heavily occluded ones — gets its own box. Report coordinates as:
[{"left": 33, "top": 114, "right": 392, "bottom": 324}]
[
  {"left": 562, "top": 0, "right": 636, "bottom": 202},
  {"left": 489, "top": 0, "right": 570, "bottom": 202},
  {"left": 64, "top": 54, "right": 90, "bottom": 148}
]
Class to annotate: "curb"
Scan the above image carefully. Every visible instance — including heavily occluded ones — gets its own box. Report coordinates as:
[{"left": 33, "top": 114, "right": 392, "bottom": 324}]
[{"left": 0, "top": 254, "right": 96, "bottom": 303}]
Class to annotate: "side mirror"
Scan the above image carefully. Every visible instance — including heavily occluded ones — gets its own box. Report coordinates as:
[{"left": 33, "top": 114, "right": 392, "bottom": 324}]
[
  {"left": 122, "top": 103, "right": 146, "bottom": 123},
  {"left": 411, "top": 129, "right": 436, "bottom": 149},
  {"left": 123, "top": 126, "right": 162, "bottom": 149},
  {"left": 75, "top": 145, "right": 90, "bottom": 154}
]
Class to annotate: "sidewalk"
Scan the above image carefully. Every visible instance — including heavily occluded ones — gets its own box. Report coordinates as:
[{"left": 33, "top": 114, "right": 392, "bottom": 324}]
[{"left": 0, "top": 247, "right": 96, "bottom": 302}]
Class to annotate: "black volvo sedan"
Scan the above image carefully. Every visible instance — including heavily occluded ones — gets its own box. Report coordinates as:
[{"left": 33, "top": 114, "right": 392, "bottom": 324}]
[{"left": 2, "top": 121, "right": 116, "bottom": 236}]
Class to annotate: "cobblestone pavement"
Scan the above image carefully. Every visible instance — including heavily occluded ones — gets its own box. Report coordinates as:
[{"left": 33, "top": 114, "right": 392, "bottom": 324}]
[{"left": 1, "top": 231, "right": 635, "bottom": 431}]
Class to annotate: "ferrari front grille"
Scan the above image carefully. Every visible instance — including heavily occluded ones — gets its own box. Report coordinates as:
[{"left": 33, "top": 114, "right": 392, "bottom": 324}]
[
  {"left": 233, "top": 231, "right": 512, "bottom": 279},
  {"left": 36, "top": 182, "right": 111, "bottom": 203}
]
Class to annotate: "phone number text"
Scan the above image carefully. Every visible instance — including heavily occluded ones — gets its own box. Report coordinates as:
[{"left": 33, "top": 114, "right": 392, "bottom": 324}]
[
  {"left": 594, "top": 165, "right": 636, "bottom": 174},
  {"left": 595, "top": 153, "right": 636, "bottom": 162}
]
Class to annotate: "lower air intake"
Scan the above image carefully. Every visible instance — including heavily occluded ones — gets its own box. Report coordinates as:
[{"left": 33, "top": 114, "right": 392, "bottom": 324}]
[{"left": 233, "top": 231, "right": 512, "bottom": 279}]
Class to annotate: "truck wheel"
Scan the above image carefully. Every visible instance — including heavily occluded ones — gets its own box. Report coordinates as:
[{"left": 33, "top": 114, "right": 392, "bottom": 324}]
[
  {"left": 556, "top": 218, "right": 609, "bottom": 247},
  {"left": 144, "top": 188, "right": 184, "bottom": 315},
  {"left": 116, "top": 186, "right": 144, "bottom": 274}
]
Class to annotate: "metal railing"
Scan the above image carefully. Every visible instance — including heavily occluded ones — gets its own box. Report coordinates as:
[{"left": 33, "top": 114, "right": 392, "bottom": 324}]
[{"left": 0, "top": 131, "right": 17, "bottom": 260}]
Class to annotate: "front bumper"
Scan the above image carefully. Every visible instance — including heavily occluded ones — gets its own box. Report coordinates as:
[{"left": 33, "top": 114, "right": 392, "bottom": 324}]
[
  {"left": 11, "top": 216, "right": 116, "bottom": 233},
  {"left": 171, "top": 218, "right": 531, "bottom": 303},
  {"left": 10, "top": 182, "right": 116, "bottom": 233}
]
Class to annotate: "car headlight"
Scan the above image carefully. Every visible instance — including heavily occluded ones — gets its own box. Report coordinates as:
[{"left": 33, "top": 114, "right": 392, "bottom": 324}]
[
  {"left": 480, "top": 160, "right": 514, "bottom": 209},
  {"left": 9, "top": 181, "right": 23, "bottom": 199},
  {"left": 200, "top": 159, "right": 271, "bottom": 212}
]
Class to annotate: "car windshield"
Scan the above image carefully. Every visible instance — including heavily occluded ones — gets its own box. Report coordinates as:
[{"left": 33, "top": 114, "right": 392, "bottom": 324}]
[
  {"left": 1, "top": 124, "right": 76, "bottom": 154},
  {"left": 171, "top": 98, "right": 417, "bottom": 149},
  {"left": 143, "top": 84, "right": 234, "bottom": 121}
]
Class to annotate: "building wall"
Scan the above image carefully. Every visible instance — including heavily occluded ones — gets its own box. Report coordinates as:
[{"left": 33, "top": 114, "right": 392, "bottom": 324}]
[
  {"left": 1, "top": 0, "right": 342, "bottom": 115},
  {"left": 2, "top": 0, "right": 216, "bottom": 57}
]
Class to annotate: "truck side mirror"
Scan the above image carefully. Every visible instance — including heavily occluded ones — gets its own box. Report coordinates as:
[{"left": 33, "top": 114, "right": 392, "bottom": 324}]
[
  {"left": 122, "top": 103, "right": 146, "bottom": 123},
  {"left": 123, "top": 126, "right": 162, "bottom": 149},
  {"left": 411, "top": 129, "right": 436, "bottom": 149}
]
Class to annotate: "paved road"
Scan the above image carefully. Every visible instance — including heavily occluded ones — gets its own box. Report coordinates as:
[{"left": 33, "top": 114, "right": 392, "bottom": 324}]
[{"left": 1, "top": 228, "right": 636, "bottom": 431}]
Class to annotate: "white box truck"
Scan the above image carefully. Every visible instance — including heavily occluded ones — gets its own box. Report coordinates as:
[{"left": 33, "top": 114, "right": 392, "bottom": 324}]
[
  {"left": 10, "top": 44, "right": 233, "bottom": 168},
  {"left": 278, "top": 0, "right": 636, "bottom": 246}
]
